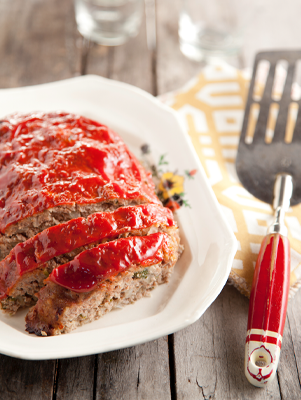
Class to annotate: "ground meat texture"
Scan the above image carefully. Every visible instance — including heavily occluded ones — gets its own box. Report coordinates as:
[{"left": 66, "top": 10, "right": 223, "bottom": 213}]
[
  {"left": 0, "top": 200, "right": 146, "bottom": 260},
  {"left": 25, "top": 231, "right": 182, "bottom": 336},
  {"left": 0, "top": 224, "right": 178, "bottom": 315},
  {"left": 0, "top": 112, "right": 183, "bottom": 335},
  {"left": 0, "top": 112, "right": 161, "bottom": 260}
]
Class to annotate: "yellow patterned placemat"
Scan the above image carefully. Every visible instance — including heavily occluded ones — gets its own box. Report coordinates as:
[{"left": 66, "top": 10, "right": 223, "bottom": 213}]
[{"left": 160, "top": 61, "right": 301, "bottom": 298}]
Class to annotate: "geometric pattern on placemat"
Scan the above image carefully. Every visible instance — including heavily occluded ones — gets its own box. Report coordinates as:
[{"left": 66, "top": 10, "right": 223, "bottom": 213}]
[{"left": 160, "top": 60, "right": 301, "bottom": 298}]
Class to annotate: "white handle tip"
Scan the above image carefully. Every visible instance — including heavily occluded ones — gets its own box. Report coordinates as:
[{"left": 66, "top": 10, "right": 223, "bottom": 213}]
[{"left": 245, "top": 331, "right": 281, "bottom": 387}]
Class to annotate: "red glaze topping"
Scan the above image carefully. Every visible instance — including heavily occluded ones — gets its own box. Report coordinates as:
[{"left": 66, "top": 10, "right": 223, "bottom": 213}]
[
  {"left": 0, "top": 112, "right": 159, "bottom": 233},
  {"left": 0, "top": 204, "right": 174, "bottom": 299},
  {"left": 48, "top": 232, "right": 172, "bottom": 293},
  {"left": 0, "top": 254, "right": 17, "bottom": 298}
]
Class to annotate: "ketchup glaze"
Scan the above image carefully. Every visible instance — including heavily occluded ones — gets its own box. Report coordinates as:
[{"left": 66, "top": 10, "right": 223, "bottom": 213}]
[
  {"left": 48, "top": 232, "right": 173, "bottom": 293},
  {"left": 0, "top": 204, "right": 175, "bottom": 299},
  {"left": 0, "top": 112, "right": 159, "bottom": 233}
]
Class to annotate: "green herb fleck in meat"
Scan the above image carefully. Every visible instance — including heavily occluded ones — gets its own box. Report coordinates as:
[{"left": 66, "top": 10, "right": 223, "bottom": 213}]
[{"left": 133, "top": 269, "right": 148, "bottom": 280}]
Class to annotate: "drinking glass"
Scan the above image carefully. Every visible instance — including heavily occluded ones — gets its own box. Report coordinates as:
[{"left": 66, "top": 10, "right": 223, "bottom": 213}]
[
  {"left": 179, "top": 0, "right": 248, "bottom": 61},
  {"left": 74, "top": 0, "right": 144, "bottom": 46}
]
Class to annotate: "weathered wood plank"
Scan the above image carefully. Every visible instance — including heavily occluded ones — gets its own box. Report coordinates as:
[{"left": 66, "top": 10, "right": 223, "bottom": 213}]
[
  {"left": 0, "top": 0, "right": 80, "bottom": 88},
  {"left": 172, "top": 285, "right": 281, "bottom": 399},
  {"left": 156, "top": 0, "right": 201, "bottom": 94},
  {"left": 277, "top": 314, "right": 301, "bottom": 399},
  {"left": 282, "top": 288, "right": 301, "bottom": 397},
  {"left": 288, "top": 288, "right": 301, "bottom": 382},
  {"left": 86, "top": 5, "right": 153, "bottom": 93},
  {"left": 83, "top": 41, "right": 111, "bottom": 78},
  {"left": 96, "top": 339, "right": 171, "bottom": 400},
  {"left": 55, "top": 356, "right": 95, "bottom": 400},
  {"left": 109, "top": 13, "right": 153, "bottom": 93},
  {"left": 0, "top": 355, "right": 56, "bottom": 400}
]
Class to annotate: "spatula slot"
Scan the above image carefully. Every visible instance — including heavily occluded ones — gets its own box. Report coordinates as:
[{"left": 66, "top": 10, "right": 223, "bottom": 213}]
[
  {"left": 265, "top": 103, "right": 279, "bottom": 143},
  {"left": 237, "top": 50, "right": 301, "bottom": 207},
  {"left": 253, "top": 60, "right": 270, "bottom": 101},
  {"left": 291, "top": 60, "right": 301, "bottom": 101},
  {"left": 284, "top": 102, "right": 299, "bottom": 143},
  {"left": 245, "top": 103, "right": 260, "bottom": 144},
  {"left": 271, "top": 60, "right": 288, "bottom": 101}
]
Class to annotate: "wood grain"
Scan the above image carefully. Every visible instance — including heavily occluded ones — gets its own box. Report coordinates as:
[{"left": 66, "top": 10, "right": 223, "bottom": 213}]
[
  {"left": 55, "top": 356, "right": 95, "bottom": 400},
  {"left": 96, "top": 339, "right": 171, "bottom": 400},
  {"left": 0, "top": 355, "right": 56, "bottom": 400},
  {"left": 171, "top": 285, "right": 282, "bottom": 399},
  {"left": 288, "top": 288, "right": 301, "bottom": 383},
  {"left": 282, "top": 288, "right": 301, "bottom": 398},
  {"left": 0, "top": 0, "right": 80, "bottom": 88},
  {"left": 86, "top": 7, "right": 153, "bottom": 93},
  {"left": 277, "top": 317, "right": 301, "bottom": 399},
  {"left": 84, "top": 41, "right": 111, "bottom": 78},
  {"left": 156, "top": 0, "right": 201, "bottom": 94}
]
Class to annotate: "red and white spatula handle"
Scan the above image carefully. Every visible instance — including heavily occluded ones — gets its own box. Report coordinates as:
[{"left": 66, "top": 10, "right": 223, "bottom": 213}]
[
  {"left": 245, "top": 233, "right": 290, "bottom": 387},
  {"left": 245, "top": 174, "right": 292, "bottom": 387}
]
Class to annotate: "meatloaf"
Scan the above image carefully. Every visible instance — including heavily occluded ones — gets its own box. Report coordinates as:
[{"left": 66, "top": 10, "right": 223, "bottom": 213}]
[
  {"left": 26, "top": 231, "right": 181, "bottom": 336},
  {"left": 0, "top": 112, "right": 159, "bottom": 259},
  {"left": 0, "top": 112, "right": 183, "bottom": 335},
  {"left": 0, "top": 204, "right": 177, "bottom": 314}
]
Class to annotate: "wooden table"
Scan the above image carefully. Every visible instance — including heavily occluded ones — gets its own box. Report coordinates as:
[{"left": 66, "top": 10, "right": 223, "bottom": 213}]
[{"left": 0, "top": 0, "right": 301, "bottom": 398}]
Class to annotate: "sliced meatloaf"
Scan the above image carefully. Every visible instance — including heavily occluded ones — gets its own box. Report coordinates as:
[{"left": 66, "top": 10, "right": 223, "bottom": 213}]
[
  {"left": 0, "top": 112, "right": 160, "bottom": 260},
  {"left": 0, "top": 204, "right": 176, "bottom": 314},
  {"left": 0, "top": 111, "right": 183, "bottom": 336},
  {"left": 25, "top": 231, "right": 181, "bottom": 336}
]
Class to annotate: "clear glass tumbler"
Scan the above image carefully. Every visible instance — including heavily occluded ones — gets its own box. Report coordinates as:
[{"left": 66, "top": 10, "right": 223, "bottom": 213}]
[
  {"left": 74, "top": 0, "right": 144, "bottom": 46},
  {"left": 179, "top": 0, "right": 247, "bottom": 61}
]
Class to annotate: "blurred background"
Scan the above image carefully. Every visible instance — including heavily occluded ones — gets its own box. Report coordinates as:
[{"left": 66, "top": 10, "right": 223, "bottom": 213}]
[{"left": 1, "top": 0, "right": 301, "bottom": 94}]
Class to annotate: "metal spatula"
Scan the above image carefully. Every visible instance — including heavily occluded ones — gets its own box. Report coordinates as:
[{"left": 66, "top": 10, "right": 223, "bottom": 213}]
[{"left": 236, "top": 50, "right": 301, "bottom": 387}]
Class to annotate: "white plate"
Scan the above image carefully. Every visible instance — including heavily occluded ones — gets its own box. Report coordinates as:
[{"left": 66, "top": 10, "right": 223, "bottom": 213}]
[{"left": 0, "top": 76, "right": 236, "bottom": 360}]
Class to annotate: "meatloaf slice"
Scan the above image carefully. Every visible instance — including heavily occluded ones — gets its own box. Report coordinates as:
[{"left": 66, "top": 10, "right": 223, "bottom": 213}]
[
  {"left": 0, "top": 112, "right": 160, "bottom": 260},
  {"left": 0, "top": 200, "right": 146, "bottom": 260},
  {"left": 25, "top": 231, "right": 181, "bottom": 336},
  {"left": 0, "top": 204, "right": 176, "bottom": 314}
]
